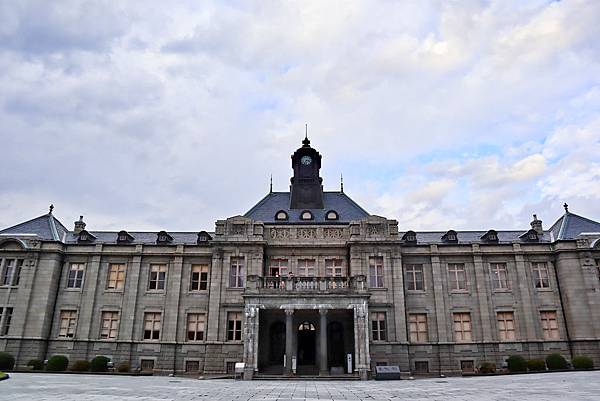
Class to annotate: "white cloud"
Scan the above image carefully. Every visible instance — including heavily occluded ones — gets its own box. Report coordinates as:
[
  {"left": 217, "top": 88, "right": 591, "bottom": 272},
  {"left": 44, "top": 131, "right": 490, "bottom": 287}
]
[{"left": 0, "top": 0, "right": 599, "bottom": 232}]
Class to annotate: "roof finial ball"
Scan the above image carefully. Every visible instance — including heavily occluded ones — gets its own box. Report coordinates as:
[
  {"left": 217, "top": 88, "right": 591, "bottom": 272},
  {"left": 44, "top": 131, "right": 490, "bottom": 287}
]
[
  {"left": 49, "top": 204, "right": 54, "bottom": 214},
  {"left": 564, "top": 203, "right": 569, "bottom": 213}
]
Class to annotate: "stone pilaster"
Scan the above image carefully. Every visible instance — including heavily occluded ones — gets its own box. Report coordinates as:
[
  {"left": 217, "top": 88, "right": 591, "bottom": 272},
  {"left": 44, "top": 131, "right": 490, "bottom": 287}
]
[
  {"left": 285, "top": 308, "right": 294, "bottom": 375},
  {"left": 319, "top": 308, "right": 328, "bottom": 375}
]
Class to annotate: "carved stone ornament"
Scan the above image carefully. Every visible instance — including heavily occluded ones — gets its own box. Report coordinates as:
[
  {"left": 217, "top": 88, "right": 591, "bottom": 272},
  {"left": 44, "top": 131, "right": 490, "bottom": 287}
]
[
  {"left": 324, "top": 228, "right": 344, "bottom": 239},
  {"left": 367, "top": 224, "right": 383, "bottom": 236},
  {"left": 271, "top": 228, "right": 292, "bottom": 239},
  {"left": 232, "top": 224, "right": 245, "bottom": 235},
  {"left": 297, "top": 228, "right": 317, "bottom": 239}
]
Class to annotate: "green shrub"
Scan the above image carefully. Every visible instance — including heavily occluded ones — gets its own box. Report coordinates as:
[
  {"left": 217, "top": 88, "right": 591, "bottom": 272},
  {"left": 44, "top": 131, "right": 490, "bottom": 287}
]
[
  {"left": 506, "top": 355, "right": 527, "bottom": 373},
  {"left": 116, "top": 362, "right": 130, "bottom": 373},
  {"left": 478, "top": 362, "right": 496, "bottom": 374},
  {"left": 572, "top": 356, "right": 594, "bottom": 370},
  {"left": 90, "top": 356, "right": 110, "bottom": 372},
  {"left": 46, "top": 355, "right": 69, "bottom": 372},
  {"left": 527, "top": 359, "right": 546, "bottom": 371},
  {"left": 71, "top": 360, "right": 90, "bottom": 372},
  {"left": 545, "top": 353, "right": 568, "bottom": 370},
  {"left": 27, "top": 359, "right": 44, "bottom": 370},
  {"left": 0, "top": 352, "right": 15, "bottom": 370}
]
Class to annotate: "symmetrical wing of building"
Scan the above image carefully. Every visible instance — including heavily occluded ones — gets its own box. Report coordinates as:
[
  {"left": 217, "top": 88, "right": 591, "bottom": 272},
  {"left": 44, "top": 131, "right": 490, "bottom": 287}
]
[{"left": 1, "top": 137, "right": 600, "bottom": 379}]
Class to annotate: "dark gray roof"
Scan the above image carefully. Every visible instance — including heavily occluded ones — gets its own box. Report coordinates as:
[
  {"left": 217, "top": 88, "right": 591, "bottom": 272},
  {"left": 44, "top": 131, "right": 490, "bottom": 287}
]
[
  {"left": 548, "top": 211, "right": 600, "bottom": 240},
  {"left": 0, "top": 213, "right": 69, "bottom": 241},
  {"left": 404, "top": 230, "right": 551, "bottom": 244},
  {"left": 63, "top": 231, "right": 213, "bottom": 245},
  {"left": 244, "top": 191, "right": 370, "bottom": 223}
]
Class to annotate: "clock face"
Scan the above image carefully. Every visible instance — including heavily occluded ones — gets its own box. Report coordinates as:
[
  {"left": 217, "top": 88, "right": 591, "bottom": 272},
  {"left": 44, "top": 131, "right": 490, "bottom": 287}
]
[{"left": 301, "top": 155, "right": 312, "bottom": 165}]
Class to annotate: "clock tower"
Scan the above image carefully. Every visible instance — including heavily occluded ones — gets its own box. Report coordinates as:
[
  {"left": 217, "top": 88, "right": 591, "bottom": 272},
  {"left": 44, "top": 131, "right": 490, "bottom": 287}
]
[{"left": 289, "top": 135, "right": 324, "bottom": 209}]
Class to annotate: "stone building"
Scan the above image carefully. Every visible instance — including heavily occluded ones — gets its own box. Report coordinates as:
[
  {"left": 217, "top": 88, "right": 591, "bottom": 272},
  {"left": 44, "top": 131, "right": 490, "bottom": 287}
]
[{"left": 1, "top": 137, "right": 600, "bottom": 379}]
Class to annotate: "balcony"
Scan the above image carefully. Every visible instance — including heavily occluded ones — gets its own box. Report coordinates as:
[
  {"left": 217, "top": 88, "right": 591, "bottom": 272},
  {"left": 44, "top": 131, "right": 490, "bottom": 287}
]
[{"left": 245, "top": 275, "right": 367, "bottom": 294}]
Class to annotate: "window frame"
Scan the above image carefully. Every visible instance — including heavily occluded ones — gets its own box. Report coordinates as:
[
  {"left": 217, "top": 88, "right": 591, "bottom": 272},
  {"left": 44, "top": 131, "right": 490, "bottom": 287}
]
[
  {"left": 226, "top": 311, "right": 242, "bottom": 341},
  {"left": 453, "top": 312, "right": 472, "bottom": 343},
  {"left": 229, "top": 257, "right": 245, "bottom": 288},
  {"left": 325, "top": 258, "right": 344, "bottom": 277},
  {"left": 490, "top": 262, "right": 509, "bottom": 291},
  {"left": 66, "top": 263, "right": 85, "bottom": 289},
  {"left": 497, "top": 311, "right": 516, "bottom": 341},
  {"left": 297, "top": 258, "right": 316, "bottom": 277},
  {"left": 532, "top": 262, "right": 550, "bottom": 289},
  {"left": 100, "top": 311, "right": 120, "bottom": 340},
  {"left": 408, "top": 313, "right": 428, "bottom": 343},
  {"left": 186, "top": 313, "right": 206, "bottom": 342},
  {"left": 368, "top": 256, "right": 384, "bottom": 288},
  {"left": 405, "top": 264, "right": 424, "bottom": 291},
  {"left": 371, "top": 312, "right": 387, "bottom": 342},
  {"left": 269, "top": 258, "right": 289, "bottom": 277},
  {"left": 143, "top": 312, "right": 162, "bottom": 341},
  {"left": 106, "top": 263, "right": 127, "bottom": 291},
  {"left": 148, "top": 264, "right": 167, "bottom": 291},
  {"left": 1, "top": 259, "right": 23, "bottom": 287},
  {"left": 0, "top": 307, "right": 13, "bottom": 336},
  {"left": 190, "top": 264, "right": 209, "bottom": 292},
  {"left": 540, "top": 310, "right": 559, "bottom": 340},
  {"left": 448, "top": 263, "right": 468, "bottom": 292},
  {"left": 58, "top": 310, "right": 77, "bottom": 338}
]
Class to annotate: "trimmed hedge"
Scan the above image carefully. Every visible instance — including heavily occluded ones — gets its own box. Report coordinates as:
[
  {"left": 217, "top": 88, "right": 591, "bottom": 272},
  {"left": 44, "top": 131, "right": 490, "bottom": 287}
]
[
  {"left": 478, "top": 362, "right": 496, "bottom": 374},
  {"left": 507, "top": 355, "right": 527, "bottom": 373},
  {"left": 0, "top": 352, "right": 15, "bottom": 371},
  {"left": 71, "top": 360, "right": 90, "bottom": 372},
  {"left": 90, "top": 356, "right": 110, "bottom": 372},
  {"left": 572, "top": 356, "right": 594, "bottom": 370},
  {"left": 27, "top": 359, "right": 44, "bottom": 370},
  {"left": 527, "top": 359, "right": 546, "bottom": 372},
  {"left": 46, "top": 355, "right": 69, "bottom": 372},
  {"left": 546, "top": 353, "right": 568, "bottom": 370},
  {"left": 116, "top": 362, "right": 130, "bottom": 373}
]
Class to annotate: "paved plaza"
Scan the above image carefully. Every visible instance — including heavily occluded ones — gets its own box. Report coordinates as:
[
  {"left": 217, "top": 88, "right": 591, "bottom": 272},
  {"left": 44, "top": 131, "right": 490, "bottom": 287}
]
[{"left": 1, "top": 371, "right": 600, "bottom": 401}]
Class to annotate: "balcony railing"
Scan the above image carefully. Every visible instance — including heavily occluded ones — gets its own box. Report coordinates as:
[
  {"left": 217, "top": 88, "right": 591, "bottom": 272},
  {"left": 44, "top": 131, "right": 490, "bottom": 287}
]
[{"left": 247, "top": 275, "right": 367, "bottom": 293}]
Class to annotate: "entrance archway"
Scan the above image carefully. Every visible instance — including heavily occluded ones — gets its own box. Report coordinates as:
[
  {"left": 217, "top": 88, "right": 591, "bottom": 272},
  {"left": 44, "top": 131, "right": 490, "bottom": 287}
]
[
  {"left": 297, "top": 321, "right": 316, "bottom": 366},
  {"left": 269, "top": 321, "right": 286, "bottom": 364},
  {"left": 328, "top": 321, "right": 345, "bottom": 368}
]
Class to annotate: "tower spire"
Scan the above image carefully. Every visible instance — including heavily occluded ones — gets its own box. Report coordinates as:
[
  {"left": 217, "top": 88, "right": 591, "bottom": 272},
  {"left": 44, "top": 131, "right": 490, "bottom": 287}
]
[
  {"left": 302, "top": 123, "right": 310, "bottom": 147},
  {"left": 340, "top": 174, "right": 344, "bottom": 193},
  {"left": 269, "top": 174, "right": 273, "bottom": 193}
]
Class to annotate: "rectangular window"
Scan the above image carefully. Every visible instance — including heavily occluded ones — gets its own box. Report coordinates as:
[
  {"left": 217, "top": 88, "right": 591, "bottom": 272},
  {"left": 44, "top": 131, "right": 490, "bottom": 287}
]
[
  {"left": 67, "top": 263, "right": 85, "bottom": 289},
  {"left": 297, "top": 259, "right": 316, "bottom": 277},
  {"left": 371, "top": 312, "right": 387, "bottom": 341},
  {"left": 187, "top": 313, "right": 206, "bottom": 341},
  {"left": 533, "top": 262, "right": 550, "bottom": 289},
  {"left": 185, "top": 360, "right": 200, "bottom": 373},
  {"left": 190, "top": 264, "right": 209, "bottom": 291},
  {"left": 269, "top": 258, "right": 288, "bottom": 277},
  {"left": 58, "top": 310, "right": 77, "bottom": 338},
  {"left": 227, "top": 312, "right": 242, "bottom": 341},
  {"left": 405, "top": 264, "right": 424, "bottom": 291},
  {"left": 369, "top": 256, "right": 384, "bottom": 288},
  {"left": 1, "top": 307, "right": 13, "bottom": 336},
  {"left": 414, "top": 361, "right": 429, "bottom": 374},
  {"left": 143, "top": 312, "right": 161, "bottom": 340},
  {"left": 100, "top": 311, "right": 119, "bottom": 339},
  {"left": 490, "top": 263, "right": 509, "bottom": 290},
  {"left": 448, "top": 263, "right": 467, "bottom": 291},
  {"left": 453, "top": 312, "right": 472, "bottom": 342},
  {"left": 541, "top": 311, "right": 559, "bottom": 340},
  {"left": 497, "top": 312, "right": 515, "bottom": 341},
  {"left": 325, "top": 259, "right": 344, "bottom": 277},
  {"left": 229, "top": 257, "right": 245, "bottom": 288},
  {"left": 148, "top": 264, "right": 167, "bottom": 291},
  {"left": 1, "top": 259, "right": 21, "bottom": 286},
  {"left": 140, "top": 359, "right": 155, "bottom": 371},
  {"left": 409, "top": 313, "right": 428, "bottom": 343},
  {"left": 107, "top": 263, "right": 126, "bottom": 290},
  {"left": 460, "top": 360, "right": 474, "bottom": 373}
]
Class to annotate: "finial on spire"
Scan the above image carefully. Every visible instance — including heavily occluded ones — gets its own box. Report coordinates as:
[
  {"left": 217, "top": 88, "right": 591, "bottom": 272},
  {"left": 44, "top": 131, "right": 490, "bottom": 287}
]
[
  {"left": 563, "top": 203, "right": 569, "bottom": 213},
  {"left": 340, "top": 174, "right": 344, "bottom": 193},
  {"left": 269, "top": 174, "right": 273, "bottom": 193},
  {"left": 49, "top": 204, "right": 54, "bottom": 214},
  {"left": 302, "top": 123, "right": 310, "bottom": 147}
]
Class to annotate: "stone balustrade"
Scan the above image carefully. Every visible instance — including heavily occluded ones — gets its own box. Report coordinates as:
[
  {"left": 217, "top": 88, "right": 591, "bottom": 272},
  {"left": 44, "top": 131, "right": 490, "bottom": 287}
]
[{"left": 247, "top": 275, "right": 367, "bottom": 293}]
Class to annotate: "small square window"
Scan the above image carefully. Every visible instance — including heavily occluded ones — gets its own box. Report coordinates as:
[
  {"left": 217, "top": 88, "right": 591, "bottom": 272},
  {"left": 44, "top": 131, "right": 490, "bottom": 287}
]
[
  {"left": 140, "top": 359, "right": 155, "bottom": 371},
  {"left": 460, "top": 360, "right": 474, "bottom": 373},
  {"left": 185, "top": 360, "right": 200, "bottom": 373},
  {"left": 414, "top": 361, "right": 429, "bottom": 374}
]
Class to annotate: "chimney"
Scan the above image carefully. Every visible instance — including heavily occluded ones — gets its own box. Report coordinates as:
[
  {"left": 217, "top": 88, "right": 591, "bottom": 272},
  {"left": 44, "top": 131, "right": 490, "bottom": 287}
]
[
  {"left": 530, "top": 214, "right": 543, "bottom": 235},
  {"left": 74, "top": 216, "right": 86, "bottom": 234}
]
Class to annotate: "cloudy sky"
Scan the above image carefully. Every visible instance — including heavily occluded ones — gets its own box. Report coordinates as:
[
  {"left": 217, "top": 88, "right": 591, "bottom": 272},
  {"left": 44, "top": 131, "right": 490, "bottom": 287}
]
[{"left": 1, "top": 0, "right": 599, "bottom": 233}]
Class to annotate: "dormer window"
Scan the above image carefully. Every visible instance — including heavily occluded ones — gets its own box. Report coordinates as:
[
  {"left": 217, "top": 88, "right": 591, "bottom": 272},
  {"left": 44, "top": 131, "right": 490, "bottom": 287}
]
[
  {"left": 197, "top": 231, "right": 212, "bottom": 244},
  {"left": 117, "top": 230, "right": 134, "bottom": 244},
  {"left": 442, "top": 230, "right": 458, "bottom": 243},
  {"left": 156, "top": 231, "right": 173, "bottom": 244},
  {"left": 520, "top": 229, "right": 539, "bottom": 242},
  {"left": 77, "top": 230, "right": 96, "bottom": 243},
  {"left": 275, "top": 210, "right": 288, "bottom": 221},
  {"left": 481, "top": 230, "right": 498, "bottom": 242},
  {"left": 528, "top": 231, "right": 538, "bottom": 240},
  {"left": 402, "top": 230, "right": 417, "bottom": 243},
  {"left": 300, "top": 211, "right": 313, "bottom": 220},
  {"left": 325, "top": 210, "right": 339, "bottom": 220}
]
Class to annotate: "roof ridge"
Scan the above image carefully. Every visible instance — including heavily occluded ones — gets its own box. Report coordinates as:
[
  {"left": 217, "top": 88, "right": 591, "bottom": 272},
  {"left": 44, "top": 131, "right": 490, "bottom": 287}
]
[
  {"left": 336, "top": 192, "right": 370, "bottom": 215},
  {"left": 0, "top": 213, "right": 52, "bottom": 233}
]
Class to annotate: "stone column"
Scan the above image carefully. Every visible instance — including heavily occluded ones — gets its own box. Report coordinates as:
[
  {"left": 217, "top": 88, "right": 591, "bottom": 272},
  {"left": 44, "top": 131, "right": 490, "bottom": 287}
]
[
  {"left": 319, "top": 309, "right": 328, "bottom": 375},
  {"left": 243, "top": 304, "right": 259, "bottom": 380},
  {"left": 285, "top": 308, "right": 294, "bottom": 375}
]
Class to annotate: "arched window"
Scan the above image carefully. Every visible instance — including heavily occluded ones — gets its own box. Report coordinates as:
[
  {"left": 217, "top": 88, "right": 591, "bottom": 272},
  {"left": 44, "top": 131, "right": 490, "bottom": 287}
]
[
  {"left": 300, "top": 211, "right": 313, "bottom": 220},
  {"left": 298, "top": 321, "right": 315, "bottom": 331},
  {"left": 325, "top": 210, "right": 339, "bottom": 220},
  {"left": 275, "top": 210, "right": 288, "bottom": 221}
]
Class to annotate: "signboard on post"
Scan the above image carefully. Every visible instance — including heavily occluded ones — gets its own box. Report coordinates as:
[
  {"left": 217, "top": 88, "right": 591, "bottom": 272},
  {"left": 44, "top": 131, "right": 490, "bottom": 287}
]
[
  {"left": 234, "top": 362, "right": 245, "bottom": 380},
  {"left": 346, "top": 353, "right": 352, "bottom": 373},
  {"left": 291, "top": 356, "right": 297, "bottom": 374}
]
